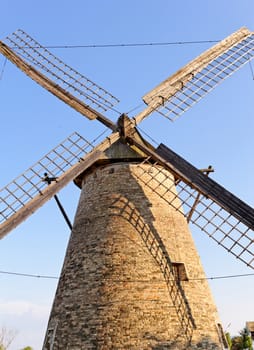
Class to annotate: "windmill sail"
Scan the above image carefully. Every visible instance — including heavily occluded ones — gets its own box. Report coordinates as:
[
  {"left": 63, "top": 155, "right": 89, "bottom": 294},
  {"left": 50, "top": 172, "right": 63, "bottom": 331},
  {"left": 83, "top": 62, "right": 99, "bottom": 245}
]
[
  {"left": 135, "top": 27, "right": 254, "bottom": 124},
  {"left": 129, "top": 138, "right": 254, "bottom": 269},
  {"left": 0, "top": 131, "right": 120, "bottom": 239},
  {"left": 0, "top": 29, "right": 118, "bottom": 129},
  {"left": 1, "top": 26, "right": 253, "bottom": 349}
]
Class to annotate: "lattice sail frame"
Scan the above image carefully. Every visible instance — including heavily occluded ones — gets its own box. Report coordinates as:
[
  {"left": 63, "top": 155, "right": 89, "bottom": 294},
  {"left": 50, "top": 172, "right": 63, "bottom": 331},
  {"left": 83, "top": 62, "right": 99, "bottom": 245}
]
[
  {"left": 141, "top": 27, "right": 254, "bottom": 122},
  {"left": 0, "top": 130, "right": 112, "bottom": 238},
  {"left": 5, "top": 29, "right": 119, "bottom": 112},
  {"left": 133, "top": 155, "right": 254, "bottom": 269},
  {"left": 0, "top": 27, "right": 253, "bottom": 270},
  {"left": 0, "top": 132, "right": 92, "bottom": 222},
  {"left": 0, "top": 29, "right": 119, "bottom": 127}
]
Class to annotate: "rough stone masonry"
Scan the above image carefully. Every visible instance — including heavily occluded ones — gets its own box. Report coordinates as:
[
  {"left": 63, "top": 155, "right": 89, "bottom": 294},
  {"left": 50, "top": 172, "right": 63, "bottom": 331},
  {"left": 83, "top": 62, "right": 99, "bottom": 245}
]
[{"left": 43, "top": 142, "right": 226, "bottom": 350}]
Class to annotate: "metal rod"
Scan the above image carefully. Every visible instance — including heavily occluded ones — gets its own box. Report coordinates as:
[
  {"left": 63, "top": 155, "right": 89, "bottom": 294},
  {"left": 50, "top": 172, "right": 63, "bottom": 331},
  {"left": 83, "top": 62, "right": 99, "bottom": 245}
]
[
  {"left": 53, "top": 194, "right": 73, "bottom": 231},
  {"left": 42, "top": 172, "right": 73, "bottom": 230}
]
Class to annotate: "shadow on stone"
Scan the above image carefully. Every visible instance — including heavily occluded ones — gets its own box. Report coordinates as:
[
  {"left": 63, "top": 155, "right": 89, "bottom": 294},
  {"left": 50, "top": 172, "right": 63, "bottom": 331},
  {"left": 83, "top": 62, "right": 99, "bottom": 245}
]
[
  {"left": 109, "top": 185, "right": 195, "bottom": 343},
  {"left": 142, "top": 332, "right": 222, "bottom": 349}
]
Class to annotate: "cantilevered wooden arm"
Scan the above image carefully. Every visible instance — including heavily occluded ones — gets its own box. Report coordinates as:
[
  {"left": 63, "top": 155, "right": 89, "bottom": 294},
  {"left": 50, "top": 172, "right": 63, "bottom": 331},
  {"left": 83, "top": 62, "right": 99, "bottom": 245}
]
[{"left": 0, "top": 41, "right": 116, "bottom": 130}]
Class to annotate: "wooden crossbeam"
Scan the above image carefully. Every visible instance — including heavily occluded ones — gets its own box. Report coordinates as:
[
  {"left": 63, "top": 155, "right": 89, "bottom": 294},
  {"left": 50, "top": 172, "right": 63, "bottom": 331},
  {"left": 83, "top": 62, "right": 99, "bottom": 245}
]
[
  {"left": 143, "top": 27, "right": 251, "bottom": 104},
  {"left": 134, "top": 27, "right": 254, "bottom": 124},
  {"left": 156, "top": 143, "right": 254, "bottom": 231},
  {"left": 0, "top": 41, "right": 116, "bottom": 130},
  {"left": 0, "top": 131, "right": 120, "bottom": 238}
]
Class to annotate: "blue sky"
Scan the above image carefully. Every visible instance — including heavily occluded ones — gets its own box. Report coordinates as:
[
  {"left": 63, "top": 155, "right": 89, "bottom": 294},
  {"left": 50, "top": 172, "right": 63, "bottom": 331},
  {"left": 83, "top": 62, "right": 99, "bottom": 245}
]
[{"left": 0, "top": 1, "right": 254, "bottom": 348}]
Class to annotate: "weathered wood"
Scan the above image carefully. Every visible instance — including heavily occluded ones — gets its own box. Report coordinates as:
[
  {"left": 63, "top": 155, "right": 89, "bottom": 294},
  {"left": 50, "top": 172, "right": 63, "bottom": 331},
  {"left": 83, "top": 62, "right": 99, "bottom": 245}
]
[
  {"left": 0, "top": 131, "right": 120, "bottom": 239},
  {"left": 129, "top": 137, "right": 254, "bottom": 231},
  {"left": 156, "top": 143, "right": 254, "bottom": 231},
  {"left": 143, "top": 27, "right": 251, "bottom": 104},
  {"left": 0, "top": 41, "right": 116, "bottom": 130},
  {"left": 134, "top": 27, "right": 253, "bottom": 125},
  {"left": 0, "top": 150, "right": 100, "bottom": 238}
]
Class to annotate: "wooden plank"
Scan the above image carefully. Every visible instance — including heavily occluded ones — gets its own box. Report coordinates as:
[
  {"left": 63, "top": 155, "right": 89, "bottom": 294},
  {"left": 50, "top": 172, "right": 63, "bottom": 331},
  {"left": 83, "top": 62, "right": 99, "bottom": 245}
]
[
  {"left": 133, "top": 27, "right": 253, "bottom": 125},
  {"left": 129, "top": 137, "right": 254, "bottom": 230},
  {"left": 0, "top": 131, "right": 120, "bottom": 239},
  {"left": 156, "top": 143, "right": 254, "bottom": 230},
  {"left": 0, "top": 150, "right": 100, "bottom": 239},
  {"left": 0, "top": 41, "right": 116, "bottom": 130},
  {"left": 143, "top": 27, "right": 251, "bottom": 104}
]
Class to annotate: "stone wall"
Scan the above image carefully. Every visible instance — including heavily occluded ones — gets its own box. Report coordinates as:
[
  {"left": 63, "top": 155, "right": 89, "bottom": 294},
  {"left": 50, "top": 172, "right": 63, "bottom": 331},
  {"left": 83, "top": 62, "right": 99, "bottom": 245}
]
[{"left": 44, "top": 162, "right": 225, "bottom": 349}]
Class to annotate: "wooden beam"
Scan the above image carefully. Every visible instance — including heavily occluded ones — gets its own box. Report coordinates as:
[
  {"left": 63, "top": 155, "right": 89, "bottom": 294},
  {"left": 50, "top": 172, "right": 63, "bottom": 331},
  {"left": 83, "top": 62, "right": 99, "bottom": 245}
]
[
  {"left": 143, "top": 27, "right": 251, "bottom": 104},
  {"left": 129, "top": 137, "right": 254, "bottom": 231},
  {"left": 134, "top": 27, "right": 253, "bottom": 125},
  {"left": 0, "top": 150, "right": 101, "bottom": 239},
  {"left": 0, "top": 41, "right": 116, "bottom": 130},
  {"left": 156, "top": 143, "right": 254, "bottom": 230},
  {"left": 0, "top": 131, "right": 120, "bottom": 239}
]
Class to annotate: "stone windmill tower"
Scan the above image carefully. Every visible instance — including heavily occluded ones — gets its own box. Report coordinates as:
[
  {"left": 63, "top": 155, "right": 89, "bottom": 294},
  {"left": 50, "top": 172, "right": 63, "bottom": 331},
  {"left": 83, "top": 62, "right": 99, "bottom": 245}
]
[{"left": 0, "top": 28, "right": 254, "bottom": 349}]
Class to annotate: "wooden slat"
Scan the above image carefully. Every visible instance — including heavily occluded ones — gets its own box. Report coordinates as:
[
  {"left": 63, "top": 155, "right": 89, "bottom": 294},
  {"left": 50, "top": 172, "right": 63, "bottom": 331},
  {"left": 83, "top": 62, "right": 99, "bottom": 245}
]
[
  {"left": 143, "top": 27, "right": 251, "bottom": 104},
  {"left": 0, "top": 131, "right": 120, "bottom": 239},
  {"left": 156, "top": 143, "right": 254, "bottom": 231},
  {"left": 0, "top": 150, "right": 101, "bottom": 239},
  {"left": 129, "top": 137, "right": 254, "bottom": 231},
  {"left": 0, "top": 41, "right": 116, "bottom": 130},
  {"left": 134, "top": 27, "right": 253, "bottom": 125}
]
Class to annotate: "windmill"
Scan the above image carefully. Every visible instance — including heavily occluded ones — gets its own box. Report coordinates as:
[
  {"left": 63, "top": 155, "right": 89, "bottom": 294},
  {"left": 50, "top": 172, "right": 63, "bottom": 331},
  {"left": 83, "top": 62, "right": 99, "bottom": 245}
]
[{"left": 0, "top": 27, "right": 254, "bottom": 350}]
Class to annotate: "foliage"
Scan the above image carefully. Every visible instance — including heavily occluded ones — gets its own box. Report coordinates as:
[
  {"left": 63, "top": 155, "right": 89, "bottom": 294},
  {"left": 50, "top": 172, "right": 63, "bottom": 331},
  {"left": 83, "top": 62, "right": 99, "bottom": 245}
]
[
  {"left": 225, "top": 332, "right": 232, "bottom": 349},
  {"left": 240, "top": 328, "right": 253, "bottom": 350},
  {"left": 230, "top": 328, "right": 253, "bottom": 350}
]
